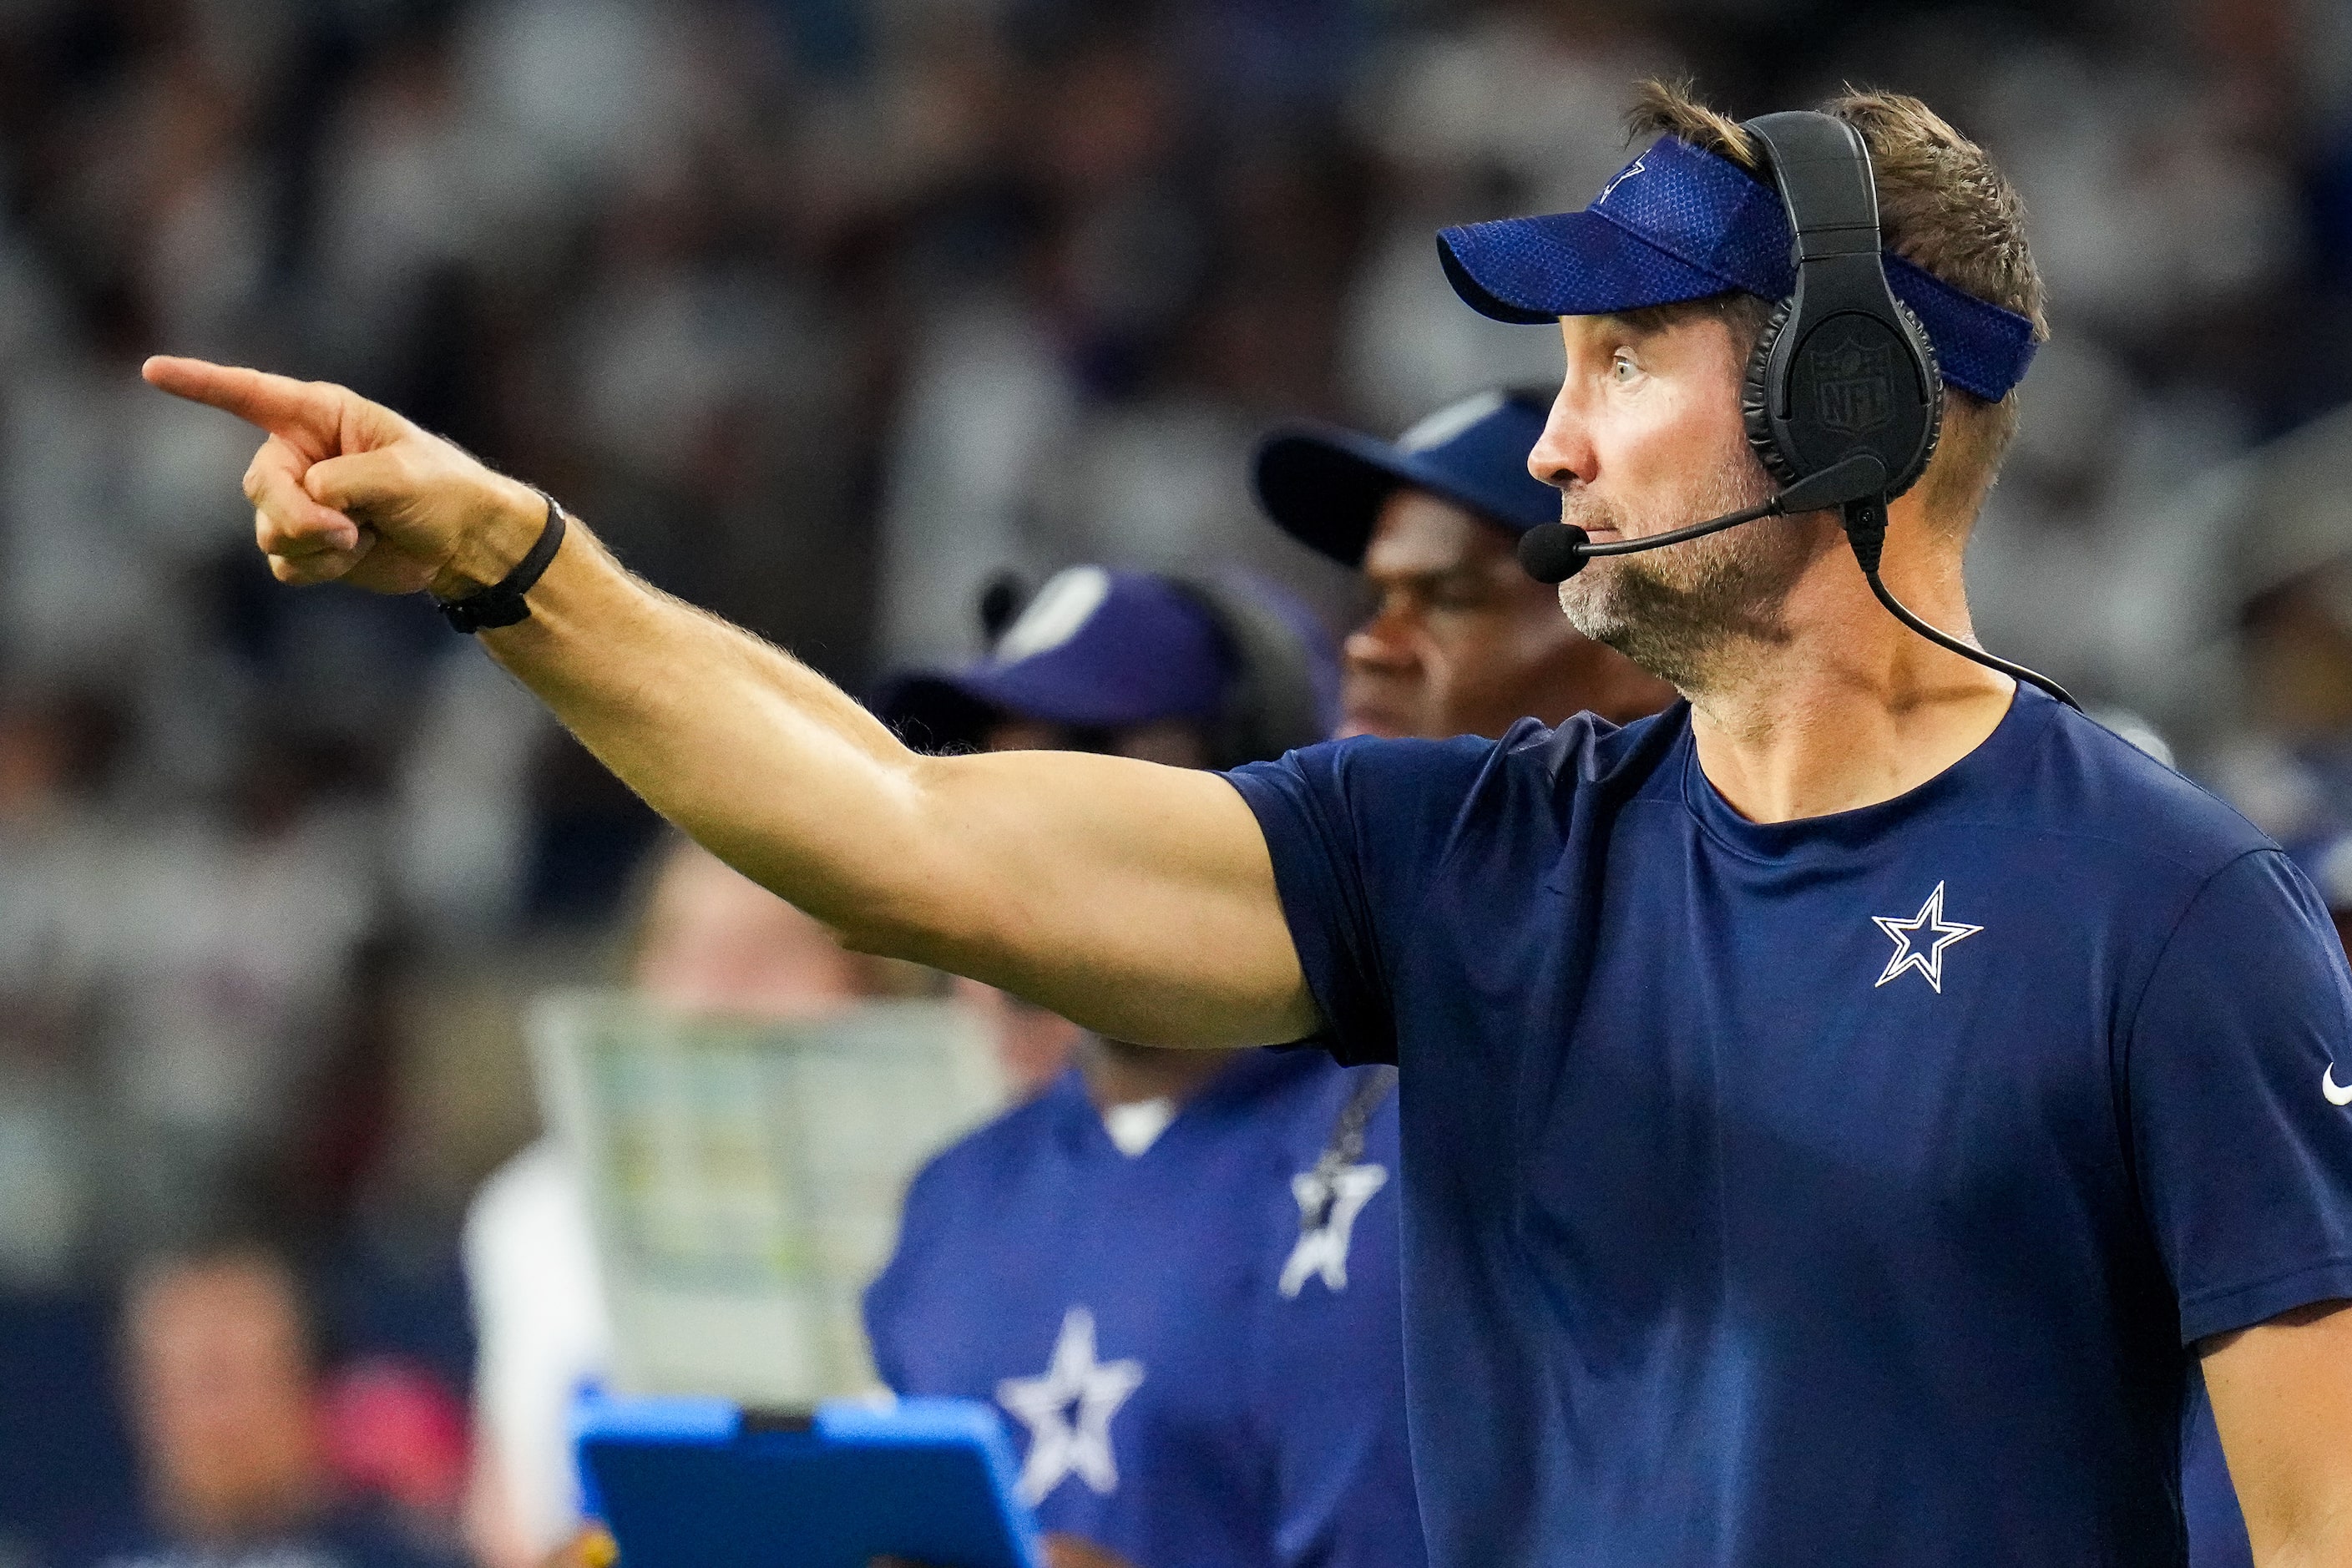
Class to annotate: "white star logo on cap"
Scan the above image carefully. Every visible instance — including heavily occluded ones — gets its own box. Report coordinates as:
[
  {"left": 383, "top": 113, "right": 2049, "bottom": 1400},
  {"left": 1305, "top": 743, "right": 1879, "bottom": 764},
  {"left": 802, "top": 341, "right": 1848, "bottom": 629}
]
[
  {"left": 1397, "top": 390, "right": 1505, "bottom": 454},
  {"left": 994, "top": 566, "right": 1110, "bottom": 662},
  {"left": 1599, "top": 154, "right": 1647, "bottom": 204}
]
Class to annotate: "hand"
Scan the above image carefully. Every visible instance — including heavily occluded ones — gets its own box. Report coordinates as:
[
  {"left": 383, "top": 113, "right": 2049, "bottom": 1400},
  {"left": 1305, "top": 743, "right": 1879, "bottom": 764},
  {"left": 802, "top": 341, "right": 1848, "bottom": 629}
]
[
  {"left": 140, "top": 355, "right": 543, "bottom": 598},
  {"left": 539, "top": 1526, "right": 618, "bottom": 1568}
]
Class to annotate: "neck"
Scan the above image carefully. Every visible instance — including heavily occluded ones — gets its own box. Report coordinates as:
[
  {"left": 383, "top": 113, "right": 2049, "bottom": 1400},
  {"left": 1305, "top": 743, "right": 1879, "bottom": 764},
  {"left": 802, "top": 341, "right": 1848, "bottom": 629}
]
[
  {"left": 1079, "top": 1036, "right": 1242, "bottom": 1110},
  {"left": 1682, "top": 507, "right": 2015, "bottom": 823}
]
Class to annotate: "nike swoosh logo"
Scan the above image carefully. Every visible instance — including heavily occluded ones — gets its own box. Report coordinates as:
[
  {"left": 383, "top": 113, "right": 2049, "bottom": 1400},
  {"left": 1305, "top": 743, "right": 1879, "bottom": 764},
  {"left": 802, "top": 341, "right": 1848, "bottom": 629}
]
[{"left": 2327, "top": 1065, "right": 2352, "bottom": 1107}]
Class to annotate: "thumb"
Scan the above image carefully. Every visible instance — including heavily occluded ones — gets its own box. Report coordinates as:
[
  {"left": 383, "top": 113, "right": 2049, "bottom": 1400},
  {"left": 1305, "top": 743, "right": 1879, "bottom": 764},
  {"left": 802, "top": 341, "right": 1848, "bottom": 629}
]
[{"left": 304, "top": 448, "right": 412, "bottom": 514}]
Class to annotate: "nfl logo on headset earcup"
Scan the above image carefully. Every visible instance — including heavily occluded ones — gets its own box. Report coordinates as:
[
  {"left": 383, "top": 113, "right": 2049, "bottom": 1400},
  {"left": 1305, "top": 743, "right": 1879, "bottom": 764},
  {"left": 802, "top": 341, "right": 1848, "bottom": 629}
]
[{"left": 1743, "top": 289, "right": 1942, "bottom": 497}]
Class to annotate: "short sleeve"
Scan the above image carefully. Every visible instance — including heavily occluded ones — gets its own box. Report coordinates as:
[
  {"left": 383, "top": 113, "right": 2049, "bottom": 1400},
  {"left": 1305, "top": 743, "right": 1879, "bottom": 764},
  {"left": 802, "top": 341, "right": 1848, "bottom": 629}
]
[
  {"left": 1225, "top": 735, "right": 1502, "bottom": 1066},
  {"left": 2126, "top": 848, "right": 2352, "bottom": 1343}
]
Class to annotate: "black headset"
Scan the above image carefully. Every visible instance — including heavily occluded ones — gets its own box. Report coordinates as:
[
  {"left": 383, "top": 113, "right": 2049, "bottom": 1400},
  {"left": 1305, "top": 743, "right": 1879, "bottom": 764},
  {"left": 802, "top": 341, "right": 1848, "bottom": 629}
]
[
  {"left": 1738, "top": 112, "right": 1942, "bottom": 502},
  {"left": 1518, "top": 109, "right": 2075, "bottom": 708}
]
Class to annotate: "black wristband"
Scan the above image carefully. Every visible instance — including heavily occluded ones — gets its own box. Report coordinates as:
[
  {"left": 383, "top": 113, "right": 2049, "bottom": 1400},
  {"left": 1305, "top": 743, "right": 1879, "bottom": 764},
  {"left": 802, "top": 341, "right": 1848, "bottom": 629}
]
[{"left": 434, "top": 490, "right": 568, "bottom": 634}]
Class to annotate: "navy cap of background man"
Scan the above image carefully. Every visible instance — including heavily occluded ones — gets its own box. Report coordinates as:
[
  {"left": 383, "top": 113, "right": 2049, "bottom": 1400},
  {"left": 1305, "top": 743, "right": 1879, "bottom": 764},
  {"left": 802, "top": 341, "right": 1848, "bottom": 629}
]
[
  {"left": 1252, "top": 387, "right": 1560, "bottom": 568},
  {"left": 1247, "top": 387, "right": 1672, "bottom": 739},
  {"left": 875, "top": 565, "right": 1339, "bottom": 770}
]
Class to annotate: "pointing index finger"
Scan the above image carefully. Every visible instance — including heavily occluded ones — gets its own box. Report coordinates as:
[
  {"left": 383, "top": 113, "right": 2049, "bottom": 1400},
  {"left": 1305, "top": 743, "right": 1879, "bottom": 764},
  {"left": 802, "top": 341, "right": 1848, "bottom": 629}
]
[{"left": 141, "top": 356, "right": 340, "bottom": 450}]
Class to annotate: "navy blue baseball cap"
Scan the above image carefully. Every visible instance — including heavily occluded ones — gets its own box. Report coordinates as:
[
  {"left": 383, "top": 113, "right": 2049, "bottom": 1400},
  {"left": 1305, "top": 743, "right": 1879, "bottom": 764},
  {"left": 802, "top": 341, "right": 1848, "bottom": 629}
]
[
  {"left": 1253, "top": 387, "right": 1562, "bottom": 568},
  {"left": 877, "top": 565, "right": 1338, "bottom": 755},
  {"left": 1434, "top": 134, "right": 2040, "bottom": 404}
]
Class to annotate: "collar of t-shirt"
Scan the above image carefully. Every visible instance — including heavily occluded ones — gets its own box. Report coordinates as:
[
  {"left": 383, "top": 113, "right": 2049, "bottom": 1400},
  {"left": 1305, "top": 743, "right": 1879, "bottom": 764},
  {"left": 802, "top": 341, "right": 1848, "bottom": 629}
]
[
  {"left": 1674, "top": 687, "right": 2061, "bottom": 864},
  {"left": 1102, "top": 1096, "right": 1177, "bottom": 1155},
  {"left": 1050, "top": 1048, "right": 1315, "bottom": 1159}
]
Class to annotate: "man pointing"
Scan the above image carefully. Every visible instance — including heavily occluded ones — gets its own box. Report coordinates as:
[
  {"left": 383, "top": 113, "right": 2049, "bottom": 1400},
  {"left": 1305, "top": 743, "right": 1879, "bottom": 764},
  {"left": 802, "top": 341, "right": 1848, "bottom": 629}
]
[{"left": 147, "top": 80, "right": 2352, "bottom": 1568}]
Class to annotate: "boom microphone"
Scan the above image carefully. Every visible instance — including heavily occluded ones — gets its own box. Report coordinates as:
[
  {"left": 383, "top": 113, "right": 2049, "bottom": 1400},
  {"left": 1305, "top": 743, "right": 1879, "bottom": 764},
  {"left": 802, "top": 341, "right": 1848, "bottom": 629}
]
[
  {"left": 1515, "top": 454, "right": 1888, "bottom": 584},
  {"left": 1514, "top": 452, "right": 2077, "bottom": 707}
]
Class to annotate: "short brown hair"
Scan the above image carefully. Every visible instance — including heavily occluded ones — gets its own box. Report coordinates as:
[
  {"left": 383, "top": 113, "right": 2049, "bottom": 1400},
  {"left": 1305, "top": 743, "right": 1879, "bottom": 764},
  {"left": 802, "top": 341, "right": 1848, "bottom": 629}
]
[{"left": 1625, "top": 79, "right": 2046, "bottom": 530}]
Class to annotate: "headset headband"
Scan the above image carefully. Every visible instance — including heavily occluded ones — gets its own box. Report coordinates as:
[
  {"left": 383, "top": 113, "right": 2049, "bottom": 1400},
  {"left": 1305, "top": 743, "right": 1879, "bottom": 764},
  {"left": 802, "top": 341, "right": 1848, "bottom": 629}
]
[
  {"left": 1738, "top": 110, "right": 1942, "bottom": 499},
  {"left": 1743, "top": 114, "right": 1883, "bottom": 264}
]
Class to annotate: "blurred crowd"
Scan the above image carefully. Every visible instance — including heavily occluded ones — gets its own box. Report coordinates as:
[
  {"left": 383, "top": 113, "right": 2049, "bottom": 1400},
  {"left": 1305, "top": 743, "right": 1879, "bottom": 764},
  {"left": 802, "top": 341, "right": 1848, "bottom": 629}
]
[{"left": 3, "top": 0, "right": 2352, "bottom": 1562}]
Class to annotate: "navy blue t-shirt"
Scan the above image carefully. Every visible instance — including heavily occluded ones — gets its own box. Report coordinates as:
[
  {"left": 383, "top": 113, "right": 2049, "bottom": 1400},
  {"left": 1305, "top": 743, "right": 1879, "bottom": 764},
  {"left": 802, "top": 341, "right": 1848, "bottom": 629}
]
[
  {"left": 1225, "top": 690, "right": 2352, "bottom": 1568},
  {"left": 2185, "top": 1373, "right": 2253, "bottom": 1568},
  {"left": 864, "top": 1048, "right": 1425, "bottom": 1568}
]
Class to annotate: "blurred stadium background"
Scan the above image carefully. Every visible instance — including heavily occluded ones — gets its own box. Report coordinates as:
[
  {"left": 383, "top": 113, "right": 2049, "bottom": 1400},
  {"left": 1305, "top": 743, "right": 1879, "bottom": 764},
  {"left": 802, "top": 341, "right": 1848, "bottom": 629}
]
[{"left": 3, "top": 0, "right": 2351, "bottom": 1562}]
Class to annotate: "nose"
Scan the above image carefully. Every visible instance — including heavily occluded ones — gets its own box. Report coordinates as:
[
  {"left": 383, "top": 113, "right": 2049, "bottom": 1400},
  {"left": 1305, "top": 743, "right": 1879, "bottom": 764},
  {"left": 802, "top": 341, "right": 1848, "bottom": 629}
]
[
  {"left": 1527, "top": 387, "right": 1596, "bottom": 493},
  {"left": 1345, "top": 601, "right": 1416, "bottom": 673}
]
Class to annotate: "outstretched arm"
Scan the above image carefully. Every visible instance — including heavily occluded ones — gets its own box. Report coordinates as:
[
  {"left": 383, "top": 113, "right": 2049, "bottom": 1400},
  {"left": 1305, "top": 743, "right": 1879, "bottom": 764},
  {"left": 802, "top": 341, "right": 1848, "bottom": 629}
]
[{"left": 144, "top": 357, "right": 1318, "bottom": 1048}]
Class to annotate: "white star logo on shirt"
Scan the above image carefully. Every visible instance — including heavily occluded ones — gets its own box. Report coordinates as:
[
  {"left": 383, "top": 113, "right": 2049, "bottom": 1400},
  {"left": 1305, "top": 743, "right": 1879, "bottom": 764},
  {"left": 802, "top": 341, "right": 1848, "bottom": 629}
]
[
  {"left": 1278, "top": 1162, "right": 1388, "bottom": 1297},
  {"left": 1872, "top": 881, "right": 1983, "bottom": 994},
  {"left": 994, "top": 1307, "right": 1146, "bottom": 1505}
]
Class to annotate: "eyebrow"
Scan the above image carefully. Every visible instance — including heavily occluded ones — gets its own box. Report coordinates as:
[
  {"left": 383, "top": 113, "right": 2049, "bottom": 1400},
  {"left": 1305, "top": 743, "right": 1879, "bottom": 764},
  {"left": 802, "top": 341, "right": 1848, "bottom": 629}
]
[
  {"left": 1587, "top": 310, "right": 1665, "bottom": 340},
  {"left": 1366, "top": 559, "right": 1494, "bottom": 589}
]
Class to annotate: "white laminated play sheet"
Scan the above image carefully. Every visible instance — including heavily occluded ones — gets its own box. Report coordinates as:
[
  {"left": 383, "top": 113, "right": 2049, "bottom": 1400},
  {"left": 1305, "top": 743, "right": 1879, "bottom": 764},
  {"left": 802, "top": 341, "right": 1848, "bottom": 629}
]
[{"left": 529, "top": 993, "right": 1009, "bottom": 1405}]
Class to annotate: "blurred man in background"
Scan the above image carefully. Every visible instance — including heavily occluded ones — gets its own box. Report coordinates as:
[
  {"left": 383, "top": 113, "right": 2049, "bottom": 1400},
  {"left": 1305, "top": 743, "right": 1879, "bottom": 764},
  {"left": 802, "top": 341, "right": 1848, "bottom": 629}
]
[
  {"left": 1253, "top": 385, "right": 1672, "bottom": 740},
  {"left": 92, "top": 1243, "right": 461, "bottom": 1568},
  {"left": 866, "top": 565, "right": 1421, "bottom": 1568},
  {"left": 2218, "top": 559, "right": 2352, "bottom": 945}
]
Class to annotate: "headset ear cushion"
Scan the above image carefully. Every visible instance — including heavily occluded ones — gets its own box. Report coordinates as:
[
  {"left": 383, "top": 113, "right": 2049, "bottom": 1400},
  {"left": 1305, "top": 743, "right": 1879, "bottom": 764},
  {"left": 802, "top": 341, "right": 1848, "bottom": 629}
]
[
  {"left": 1886, "top": 296, "right": 1944, "bottom": 498},
  {"left": 1742, "top": 296, "right": 1801, "bottom": 486}
]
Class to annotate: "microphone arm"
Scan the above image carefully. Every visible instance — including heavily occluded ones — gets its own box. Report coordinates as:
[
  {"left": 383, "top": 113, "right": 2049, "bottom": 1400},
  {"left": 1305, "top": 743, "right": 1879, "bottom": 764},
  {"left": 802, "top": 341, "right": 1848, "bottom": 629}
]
[
  {"left": 1515, "top": 453, "right": 1887, "bottom": 584},
  {"left": 1515, "top": 453, "right": 2081, "bottom": 710},
  {"left": 1570, "top": 495, "right": 1781, "bottom": 559}
]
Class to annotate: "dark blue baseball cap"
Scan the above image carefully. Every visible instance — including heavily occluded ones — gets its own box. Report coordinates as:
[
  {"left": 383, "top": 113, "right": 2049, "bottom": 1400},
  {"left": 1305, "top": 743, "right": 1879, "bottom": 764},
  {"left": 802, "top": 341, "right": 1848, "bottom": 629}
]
[
  {"left": 877, "top": 565, "right": 1338, "bottom": 755},
  {"left": 1434, "top": 134, "right": 2041, "bottom": 404},
  {"left": 1253, "top": 387, "right": 1561, "bottom": 568}
]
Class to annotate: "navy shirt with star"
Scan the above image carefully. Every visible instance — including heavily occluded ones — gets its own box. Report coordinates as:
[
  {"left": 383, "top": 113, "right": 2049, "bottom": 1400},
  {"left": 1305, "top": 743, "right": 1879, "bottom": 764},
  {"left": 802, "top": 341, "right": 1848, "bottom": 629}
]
[
  {"left": 1223, "top": 689, "right": 2352, "bottom": 1568},
  {"left": 863, "top": 1048, "right": 1426, "bottom": 1568}
]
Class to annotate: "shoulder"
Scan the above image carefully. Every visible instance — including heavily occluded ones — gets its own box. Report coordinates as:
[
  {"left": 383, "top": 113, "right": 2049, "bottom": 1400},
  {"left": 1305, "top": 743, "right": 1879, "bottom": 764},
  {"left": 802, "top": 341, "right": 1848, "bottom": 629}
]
[
  {"left": 1262, "top": 706, "right": 1681, "bottom": 790},
  {"left": 873, "top": 1080, "right": 1084, "bottom": 1325},
  {"left": 1229, "top": 730, "right": 1501, "bottom": 815},
  {"left": 1228, "top": 706, "right": 1688, "bottom": 848},
  {"left": 903, "top": 1077, "right": 1084, "bottom": 1211},
  {"left": 464, "top": 1139, "right": 578, "bottom": 1231},
  {"left": 463, "top": 1140, "right": 589, "bottom": 1266},
  {"left": 1239, "top": 1048, "right": 1388, "bottom": 1142},
  {"left": 2027, "top": 700, "right": 2276, "bottom": 881}
]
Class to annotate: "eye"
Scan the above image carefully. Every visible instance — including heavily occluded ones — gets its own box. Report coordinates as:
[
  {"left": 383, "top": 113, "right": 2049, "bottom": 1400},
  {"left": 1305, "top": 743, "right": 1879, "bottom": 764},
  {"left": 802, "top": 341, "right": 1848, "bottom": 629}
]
[
  {"left": 1610, "top": 350, "right": 1641, "bottom": 384},
  {"left": 1427, "top": 574, "right": 1489, "bottom": 610}
]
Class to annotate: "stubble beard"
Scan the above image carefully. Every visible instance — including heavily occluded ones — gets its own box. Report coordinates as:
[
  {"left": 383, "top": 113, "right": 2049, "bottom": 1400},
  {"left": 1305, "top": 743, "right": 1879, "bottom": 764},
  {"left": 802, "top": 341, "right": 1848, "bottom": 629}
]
[{"left": 1554, "top": 447, "right": 1816, "bottom": 696}]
